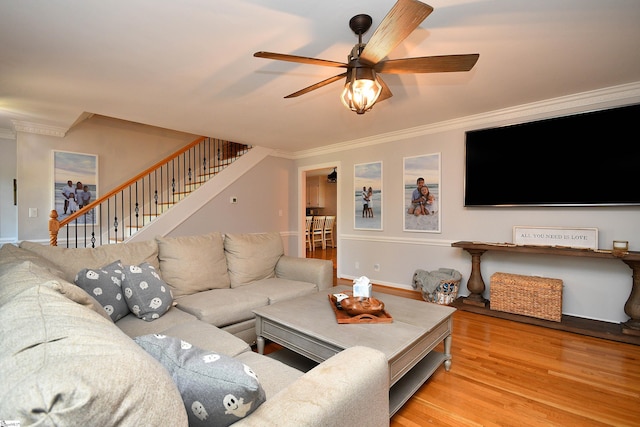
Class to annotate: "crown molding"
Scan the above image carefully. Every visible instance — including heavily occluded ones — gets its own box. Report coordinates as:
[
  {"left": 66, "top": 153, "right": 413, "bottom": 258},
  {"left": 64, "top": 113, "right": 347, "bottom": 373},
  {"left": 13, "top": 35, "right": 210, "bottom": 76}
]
[
  {"left": 0, "top": 128, "right": 16, "bottom": 140},
  {"left": 289, "top": 81, "right": 640, "bottom": 159},
  {"left": 11, "top": 120, "right": 69, "bottom": 137}
]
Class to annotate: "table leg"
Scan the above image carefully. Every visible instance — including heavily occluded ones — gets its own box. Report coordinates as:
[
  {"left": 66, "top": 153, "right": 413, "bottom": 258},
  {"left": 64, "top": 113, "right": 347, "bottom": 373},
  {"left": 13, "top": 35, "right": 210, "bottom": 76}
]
[
  {"left": 622, "top": 260, "right": 640, "bottom": 336},
  {"left": 462, "top": 248, "right": 488, "bottom": 307},
  {"left": 256, "top": 336, "right": 265, "bottom": 354},
  {"left": 443, "top": 334, "right": 452, "bottom": 371}
]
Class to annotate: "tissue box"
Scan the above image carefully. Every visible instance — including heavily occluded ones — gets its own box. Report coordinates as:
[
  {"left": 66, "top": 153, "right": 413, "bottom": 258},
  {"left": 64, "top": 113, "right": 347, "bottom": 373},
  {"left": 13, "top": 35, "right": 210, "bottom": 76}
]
[
  {"left": 353, "top": 283, "right": 371, "bottom": 298},
  {"left": 353, "top": 276, "right": 372, "bottom": 298}
]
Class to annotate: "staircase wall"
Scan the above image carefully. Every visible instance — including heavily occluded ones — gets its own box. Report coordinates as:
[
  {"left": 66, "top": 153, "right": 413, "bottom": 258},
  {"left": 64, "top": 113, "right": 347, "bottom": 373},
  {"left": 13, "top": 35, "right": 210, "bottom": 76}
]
[
  {"left": 14, "top": 115, "right": 198, "bottom": 242},
  {"left": 154, "top": 151, "right": 300, "bottom": 255}
]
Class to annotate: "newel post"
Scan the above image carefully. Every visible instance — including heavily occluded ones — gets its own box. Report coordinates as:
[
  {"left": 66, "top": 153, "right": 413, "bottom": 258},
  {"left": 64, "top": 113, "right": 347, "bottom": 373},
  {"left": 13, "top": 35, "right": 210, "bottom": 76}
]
[{"left": 49, "top": 209, "right": 60, "bottom": 246}]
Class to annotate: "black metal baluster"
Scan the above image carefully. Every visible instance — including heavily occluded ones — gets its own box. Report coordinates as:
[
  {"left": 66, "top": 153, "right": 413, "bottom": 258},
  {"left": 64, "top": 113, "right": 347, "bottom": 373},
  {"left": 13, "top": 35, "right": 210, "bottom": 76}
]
[
  {"left": 170, "top": 160, "right": 175, "bottom": 205},
  {"left": 121, "top": 191, "right": 125, "bottom": 243},
  {"left": 91, "top": 210, "right": 96, "bottom": 248},
  {"left": 135, "top": 181, "right": 139, "bottom": 234},
  {"left": 113, "top": 195, "right": 118, "bottom": 242}
]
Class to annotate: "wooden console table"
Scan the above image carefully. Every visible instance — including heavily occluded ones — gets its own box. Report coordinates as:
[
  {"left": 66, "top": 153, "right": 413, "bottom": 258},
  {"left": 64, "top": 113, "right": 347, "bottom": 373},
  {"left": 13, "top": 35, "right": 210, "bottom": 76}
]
[{"left": 451, "top": 241, "right": 640, "bottom": 344}]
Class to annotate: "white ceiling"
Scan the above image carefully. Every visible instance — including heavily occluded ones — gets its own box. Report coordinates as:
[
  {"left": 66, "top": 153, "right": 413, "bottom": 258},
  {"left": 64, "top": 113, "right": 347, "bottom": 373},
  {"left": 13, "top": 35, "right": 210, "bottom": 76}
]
[{"left": 1, "top": 0, "right": 639, "bottom": 153}]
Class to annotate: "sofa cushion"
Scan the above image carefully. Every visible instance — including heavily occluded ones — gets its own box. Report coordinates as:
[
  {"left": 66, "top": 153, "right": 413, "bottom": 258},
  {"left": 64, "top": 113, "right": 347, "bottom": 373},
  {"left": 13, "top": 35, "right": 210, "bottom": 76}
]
[
  {"left": 160, "top": 320, "right": 251, "bottom": 358},
  {"left": 176, "top": 288, "right": 269, "bottom": 327},
  {"left": 0, "top": 282, "right": 187, "bottom": 426},
  {"left": 116, "top": 307, "right": 197, "bottom": 338},
  {"left": 237, "top": 278, "right": 318, "bottom": 304},
  {"left": 19, "top": 240, "right": 159, "bottom": 283},
  {"left": 156, "top": 232, "right": 230, "bottom": 298},
  {"left": 0, "top": 260, "right": 109, "bottom": 321},
  {"left": 122, "top": 262, "right": 172, "bottom": 321},
  {"left": 75, "top": 260, "right": 129, "bottom": 321},
  {"left": 134, "top": 334, "right": 265, "bottom": 427},
  {"left": 0, "top": 259, "right": 61, "bottom": 308},
  {"left": 224, "top": 232, "right": 284, "bottom": 288},
  {"left": 0, "top": 243, "right": 64, "bottom": 277},
  {"left": 48, "top": 277, "right": 113, "bottom": 322}
]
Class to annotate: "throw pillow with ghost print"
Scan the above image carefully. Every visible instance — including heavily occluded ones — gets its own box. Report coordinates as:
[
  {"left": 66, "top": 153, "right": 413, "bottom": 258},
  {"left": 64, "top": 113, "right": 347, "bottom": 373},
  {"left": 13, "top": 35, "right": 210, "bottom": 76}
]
[
  {"left": 75, "top": 260, "right": 128, "bottom": 321},
  {"left": 122, "top": 262, "right": 172, "bottom": 321},
  {"left": 134, "top": 334, "right": 266, "bottom": 426}
]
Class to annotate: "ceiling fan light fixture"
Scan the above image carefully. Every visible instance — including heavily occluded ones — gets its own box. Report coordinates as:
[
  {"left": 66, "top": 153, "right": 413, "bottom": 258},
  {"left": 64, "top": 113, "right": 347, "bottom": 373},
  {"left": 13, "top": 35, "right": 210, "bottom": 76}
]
[{"left": 340, "top": 67, "right": 382, "bottom": 115}]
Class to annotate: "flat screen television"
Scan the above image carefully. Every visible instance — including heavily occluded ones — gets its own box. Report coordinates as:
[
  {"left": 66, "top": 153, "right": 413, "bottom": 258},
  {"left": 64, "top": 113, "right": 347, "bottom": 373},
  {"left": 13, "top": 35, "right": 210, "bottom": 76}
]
[{"left": 464, "top": 103, "right": 640, "bottom": 207}]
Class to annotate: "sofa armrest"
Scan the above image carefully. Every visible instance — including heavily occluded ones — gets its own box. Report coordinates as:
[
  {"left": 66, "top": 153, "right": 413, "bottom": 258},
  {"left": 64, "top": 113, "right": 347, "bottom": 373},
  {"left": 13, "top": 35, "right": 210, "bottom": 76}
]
[
  {"left": 234, "top": 346, "right": 389, "bottom": 427},
  {"left": 275, "top": 255, "right": 333, "bottom": 291}
]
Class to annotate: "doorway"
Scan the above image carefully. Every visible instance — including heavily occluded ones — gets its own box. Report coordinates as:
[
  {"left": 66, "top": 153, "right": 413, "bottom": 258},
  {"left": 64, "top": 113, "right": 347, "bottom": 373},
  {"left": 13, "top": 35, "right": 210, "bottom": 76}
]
[{"left": 298, "top": 163, "right": 340, "bottom": 265}]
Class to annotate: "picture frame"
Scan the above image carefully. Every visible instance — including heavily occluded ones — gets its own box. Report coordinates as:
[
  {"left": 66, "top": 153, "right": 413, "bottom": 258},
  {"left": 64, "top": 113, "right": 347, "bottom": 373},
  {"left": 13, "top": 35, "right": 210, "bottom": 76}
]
[
  {"left": 403, "top": 153, "right": 441, "bottom": 233},
  {"left": 53, "top": 150, "right": 98, "bottom": 224},
  {"left": 354, "top": 161, "right": 382, "bottom": 231}
]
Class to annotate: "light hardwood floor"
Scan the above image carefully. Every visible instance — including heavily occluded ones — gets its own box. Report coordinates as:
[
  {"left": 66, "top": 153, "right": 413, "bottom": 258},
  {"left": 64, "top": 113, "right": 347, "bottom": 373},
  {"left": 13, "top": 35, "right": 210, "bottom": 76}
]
[{"left": 307, "top": 247, "right": 640, "bottom": 426}]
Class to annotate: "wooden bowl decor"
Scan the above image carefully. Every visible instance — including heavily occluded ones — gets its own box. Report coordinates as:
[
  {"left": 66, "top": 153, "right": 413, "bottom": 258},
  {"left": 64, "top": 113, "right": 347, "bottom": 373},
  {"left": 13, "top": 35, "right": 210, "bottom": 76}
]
[
  {"left": 329, "top": 292, "right": 393, "bottom": 323},
  {"left": 339, "top": 296, "right": 385, "bottom": 316}
]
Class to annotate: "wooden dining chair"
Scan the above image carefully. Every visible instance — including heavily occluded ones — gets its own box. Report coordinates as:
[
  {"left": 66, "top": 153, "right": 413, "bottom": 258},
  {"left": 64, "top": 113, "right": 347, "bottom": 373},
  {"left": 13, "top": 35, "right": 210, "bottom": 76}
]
[
  {"left": 322, "top": 215, "right": 335, "bottom": 249},
  {"left": 311, "top": 216, "right": 325, "bottom": 251},
  {"left": 305, "top": 216, "right": 313, "bottom": 251}
]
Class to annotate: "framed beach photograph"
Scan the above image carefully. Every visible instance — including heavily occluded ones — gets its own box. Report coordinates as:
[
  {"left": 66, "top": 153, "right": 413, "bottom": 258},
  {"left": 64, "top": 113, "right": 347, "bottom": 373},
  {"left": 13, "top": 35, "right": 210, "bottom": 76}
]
[
  {"left": 354, "top": 161, "right": 382, "bottom": 231},
  {"left": 52, "top": 150, "right": 98, "bottom": 224},
  {"left": 403, "top": 153, "right": 441, "bottom": 233}
]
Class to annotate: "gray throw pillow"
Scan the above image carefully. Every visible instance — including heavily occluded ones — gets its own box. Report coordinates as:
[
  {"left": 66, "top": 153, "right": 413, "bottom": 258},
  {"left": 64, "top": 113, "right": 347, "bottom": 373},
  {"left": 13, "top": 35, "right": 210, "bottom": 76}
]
[
  {"left": 134, "top": 334, "right": 265, "bottom": 427},
  {"left": 75, "top": 260, "right": 128, "bottom": 321},
  {"left": 122, "top": 262, "right": 173, "bottom": 322}
]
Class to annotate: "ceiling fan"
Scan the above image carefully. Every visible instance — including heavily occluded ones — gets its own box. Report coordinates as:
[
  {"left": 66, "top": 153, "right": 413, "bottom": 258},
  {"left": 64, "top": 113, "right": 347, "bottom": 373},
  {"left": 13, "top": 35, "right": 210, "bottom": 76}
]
[{"left": 254, "top": 0, "right": 479, "bottom": 114}]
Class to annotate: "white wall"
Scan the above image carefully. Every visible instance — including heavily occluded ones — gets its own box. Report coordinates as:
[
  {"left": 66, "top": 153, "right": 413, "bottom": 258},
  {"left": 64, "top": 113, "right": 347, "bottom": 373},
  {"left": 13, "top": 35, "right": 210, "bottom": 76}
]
[
  {"left": 0, "top": 136, "right": 17, "bottom": 243},
  {"left": 169, "top": 155, "right": 298, "bottom": 254},
  {"left": 5, "top": 89, "right": 639, "bottom": 324},
  {"left": 14, "top": 115, "right": 199, "bottom": 241},
  {"left": 295, "top": 91, "right": 640, "bottom": 324}
]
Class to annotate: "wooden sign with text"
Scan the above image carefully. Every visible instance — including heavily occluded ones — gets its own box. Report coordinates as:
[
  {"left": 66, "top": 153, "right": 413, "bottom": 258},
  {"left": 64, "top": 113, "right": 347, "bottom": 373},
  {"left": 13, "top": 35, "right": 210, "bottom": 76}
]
[{"left": 513, "top": 226, "right": 598, "bottom": 250}]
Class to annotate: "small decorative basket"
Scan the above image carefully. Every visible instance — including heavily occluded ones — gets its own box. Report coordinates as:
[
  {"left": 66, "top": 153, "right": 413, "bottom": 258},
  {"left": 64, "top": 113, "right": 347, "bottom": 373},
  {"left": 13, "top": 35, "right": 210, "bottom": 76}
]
[
  {"left": 413, "top": 268, "right": 461, "bottom": 305},
  {"left": 421, "top": 279, "right": 460, "bottom": 305}
]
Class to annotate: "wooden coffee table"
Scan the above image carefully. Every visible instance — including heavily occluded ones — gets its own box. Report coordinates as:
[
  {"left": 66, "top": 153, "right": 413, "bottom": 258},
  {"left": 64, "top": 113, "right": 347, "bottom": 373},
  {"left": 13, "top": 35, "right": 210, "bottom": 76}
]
[{"left": 253, "top": 285, "right": 456, "bottom": 416}]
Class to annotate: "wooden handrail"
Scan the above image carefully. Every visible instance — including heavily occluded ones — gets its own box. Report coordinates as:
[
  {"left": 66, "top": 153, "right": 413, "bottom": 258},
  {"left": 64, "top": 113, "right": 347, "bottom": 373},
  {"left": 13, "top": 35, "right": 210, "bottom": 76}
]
[
  {"left": 57, "top": 136, "right": 206, "bottom": 229},
  {"left": 49, "top": 136, "right": 250, "bottom": 246}
]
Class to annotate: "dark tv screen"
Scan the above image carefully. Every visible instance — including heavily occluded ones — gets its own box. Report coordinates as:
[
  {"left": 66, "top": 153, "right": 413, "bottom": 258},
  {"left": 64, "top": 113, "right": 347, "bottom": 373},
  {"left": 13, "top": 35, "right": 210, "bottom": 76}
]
[{"left": 464, "top": 103, "right": 640, "bottom": 207}]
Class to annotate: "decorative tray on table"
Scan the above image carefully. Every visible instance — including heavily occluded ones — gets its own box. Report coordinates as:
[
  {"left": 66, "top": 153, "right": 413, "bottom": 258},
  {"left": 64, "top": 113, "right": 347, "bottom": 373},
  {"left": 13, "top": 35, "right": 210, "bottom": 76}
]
[{"left": 328, "top": 291, "right": 393, "bottom": 324}]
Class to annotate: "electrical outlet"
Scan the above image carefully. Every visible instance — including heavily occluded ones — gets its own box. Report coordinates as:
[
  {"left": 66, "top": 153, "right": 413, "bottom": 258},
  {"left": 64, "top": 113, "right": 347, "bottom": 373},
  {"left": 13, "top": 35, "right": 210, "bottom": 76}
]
[
  {"left": 29, "top": 208, "right": 38, "bottom": 218},
  {"left": 355, "top": 262, "right": 360, "bottom": 269},
  {"left": 374, "top": 263, "right": 380, "bottom": 272}
]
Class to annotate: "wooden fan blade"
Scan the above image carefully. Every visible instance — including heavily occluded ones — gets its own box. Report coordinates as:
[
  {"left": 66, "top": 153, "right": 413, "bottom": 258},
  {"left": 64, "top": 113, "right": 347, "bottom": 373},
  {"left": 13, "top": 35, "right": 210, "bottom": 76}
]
[
  {"left": 284, "top": 73, "right": 347, "bottom": 98},
  {"left": 376, "top": 75, "right": 393, "bottom": 103},
  {"left": 254, "top": 51, "right": 348, "bottom": 68},
  {"left": 359, "top": 0, "right": 434, "bottom": 65},
  {"left": 375, "top": 54, "right": 479, "bottom": 74}
]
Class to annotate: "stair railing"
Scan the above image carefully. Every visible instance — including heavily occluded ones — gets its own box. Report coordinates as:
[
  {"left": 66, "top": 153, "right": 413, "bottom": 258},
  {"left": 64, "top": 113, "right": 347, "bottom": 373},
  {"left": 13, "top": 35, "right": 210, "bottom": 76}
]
[{"left": 49, "top": 137, "right": 251, "bottom": 247}]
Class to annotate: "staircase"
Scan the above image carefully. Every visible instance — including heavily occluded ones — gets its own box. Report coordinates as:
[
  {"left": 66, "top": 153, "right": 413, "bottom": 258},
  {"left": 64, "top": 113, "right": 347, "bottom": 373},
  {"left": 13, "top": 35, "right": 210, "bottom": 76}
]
[{"left": 49, "top": 137, "right": 253, "bottom": 247}]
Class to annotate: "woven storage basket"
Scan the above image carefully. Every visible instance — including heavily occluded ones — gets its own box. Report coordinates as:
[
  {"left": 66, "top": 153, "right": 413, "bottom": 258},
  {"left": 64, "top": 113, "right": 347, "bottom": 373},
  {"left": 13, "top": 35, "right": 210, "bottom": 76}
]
[
  {"left": 422, "top": 279, "right": 460, "bottom": 305},
  {"left": 490, "top": 272, "right": 563, "bottom": 322}
]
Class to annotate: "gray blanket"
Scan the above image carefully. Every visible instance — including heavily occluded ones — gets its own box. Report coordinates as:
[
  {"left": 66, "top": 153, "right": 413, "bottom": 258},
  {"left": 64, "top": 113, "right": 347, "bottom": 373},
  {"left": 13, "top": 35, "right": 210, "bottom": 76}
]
[{"left": 412, "top": 268, "right": 461, "bottom": 295}]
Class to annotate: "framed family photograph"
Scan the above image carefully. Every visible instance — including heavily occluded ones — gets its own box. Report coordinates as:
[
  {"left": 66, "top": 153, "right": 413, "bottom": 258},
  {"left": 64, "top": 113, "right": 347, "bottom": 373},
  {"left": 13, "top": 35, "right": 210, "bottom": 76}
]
[
  {"left": 52, "top": 150, "right": 98, "bottom": 224},
  {"left": 354, "top": 161, "right": 382, "bottom": 231},
  {"left": 403, "top": 153, "right": 441, "bottom": 233}
]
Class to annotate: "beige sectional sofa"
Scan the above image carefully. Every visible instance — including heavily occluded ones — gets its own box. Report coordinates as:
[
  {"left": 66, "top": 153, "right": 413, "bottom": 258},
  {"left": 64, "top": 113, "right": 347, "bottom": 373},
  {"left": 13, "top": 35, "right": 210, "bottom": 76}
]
[{"left": 0, "top": 232, "right": 390, "bottom": 426}]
